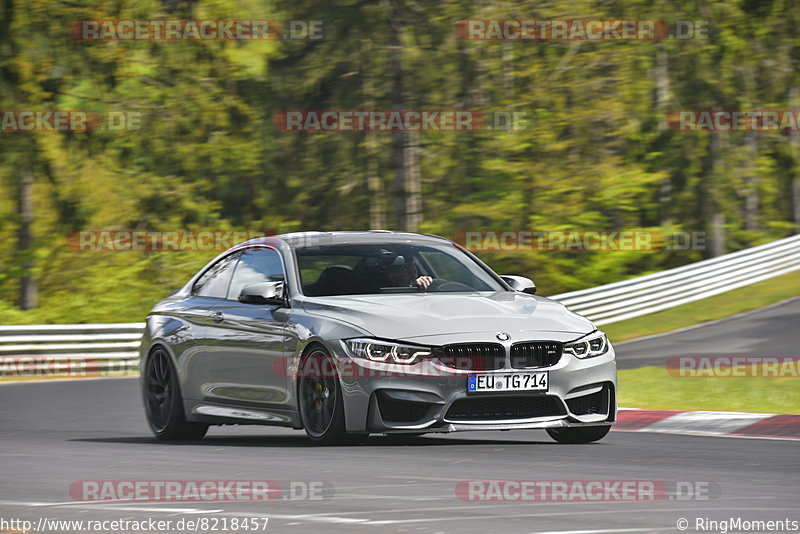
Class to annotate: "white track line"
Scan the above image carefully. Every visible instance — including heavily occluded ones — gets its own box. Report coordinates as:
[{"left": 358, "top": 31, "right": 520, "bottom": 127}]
[
  {"left": 0, "top": 500, "right": 794, "bottom": 527},
  {"left": 531, "top": 529, "right": 676, "bottom": 534},
  {"left": 612, "top": 428, "right": 799, "bottom": 441},
  {"left": 0, "top": 500, "right": 221, "bottom": 514}
]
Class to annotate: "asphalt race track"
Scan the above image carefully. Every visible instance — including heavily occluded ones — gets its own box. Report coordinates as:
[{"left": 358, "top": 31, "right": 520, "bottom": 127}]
[
  {"left": 1, "top": 378, "right": 798, "bottom": 534},
  {"left": 1, "top": 303, "right": 799, "bottom": 534},
  {"left": 614, "top": 297, "right": 800, "bottom": 370}
]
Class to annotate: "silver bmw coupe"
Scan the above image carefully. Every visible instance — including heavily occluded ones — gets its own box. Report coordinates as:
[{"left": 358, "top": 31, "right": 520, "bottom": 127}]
[{"left": 141, "top": 231, "right": 617, "bottom": 444}]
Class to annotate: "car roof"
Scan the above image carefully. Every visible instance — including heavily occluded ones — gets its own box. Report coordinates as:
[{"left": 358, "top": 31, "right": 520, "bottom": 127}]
[{"left": 234, "top": 230, "right": 452, "bottom": 252}]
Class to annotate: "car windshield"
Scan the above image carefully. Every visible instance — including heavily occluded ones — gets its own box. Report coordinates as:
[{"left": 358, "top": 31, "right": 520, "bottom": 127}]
[{"left": 295, "top": 242, "right": 505, "bottom": 296}]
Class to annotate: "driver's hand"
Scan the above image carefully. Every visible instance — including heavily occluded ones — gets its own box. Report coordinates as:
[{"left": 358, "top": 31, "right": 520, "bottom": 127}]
[{"left": 415, "top": 276, "right": 433, "bottom": 289}]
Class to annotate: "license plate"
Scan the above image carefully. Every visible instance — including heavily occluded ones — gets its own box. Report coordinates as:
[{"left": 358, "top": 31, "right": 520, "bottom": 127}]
[{"left": 468, "top": 372, "right": 548, "bottom": 393}]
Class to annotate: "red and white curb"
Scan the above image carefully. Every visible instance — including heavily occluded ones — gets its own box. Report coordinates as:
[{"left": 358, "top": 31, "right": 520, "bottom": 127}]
[{"left": 615, "top": 408, "right": 800, "bottom": 440}]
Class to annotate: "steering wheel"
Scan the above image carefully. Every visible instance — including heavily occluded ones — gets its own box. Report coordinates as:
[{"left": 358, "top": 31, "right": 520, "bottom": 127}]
[{"left": 424, "top": 279, "right": 473, "bottom": 292}]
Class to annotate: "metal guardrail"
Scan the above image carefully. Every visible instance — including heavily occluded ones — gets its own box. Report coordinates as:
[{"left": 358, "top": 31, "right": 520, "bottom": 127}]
[
  {"left": 1, "top": 235, "right": 798, "bottom": 376},
  {"left": 0, "top": 323, "right": 144, "bottom": 377},
  {"left": 550, "top": 234, "right": 800, "bottom": 325}
]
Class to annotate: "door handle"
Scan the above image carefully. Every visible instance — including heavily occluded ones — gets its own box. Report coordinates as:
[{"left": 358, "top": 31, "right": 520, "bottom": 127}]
[{"left": 208, "top": 311, "right": 224, "bottom": 323}]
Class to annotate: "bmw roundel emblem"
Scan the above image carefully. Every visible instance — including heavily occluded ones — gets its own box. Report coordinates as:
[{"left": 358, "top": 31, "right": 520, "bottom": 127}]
[{"left": 496, "top": 332, "right": 511, "bottom": 341}]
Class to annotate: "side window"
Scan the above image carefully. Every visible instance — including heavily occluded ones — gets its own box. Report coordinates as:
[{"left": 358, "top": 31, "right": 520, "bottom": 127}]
[
  {"left": 192, "top": 252, "right": 241, "bottom": 298},
  {"left": 227, "top": 248, "right": 285, "bottom": 300}
]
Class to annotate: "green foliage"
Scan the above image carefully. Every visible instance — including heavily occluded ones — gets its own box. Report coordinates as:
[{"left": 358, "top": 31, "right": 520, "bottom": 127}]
[{"left": 1, "top": 0, "right": 799, "bottom": 322}]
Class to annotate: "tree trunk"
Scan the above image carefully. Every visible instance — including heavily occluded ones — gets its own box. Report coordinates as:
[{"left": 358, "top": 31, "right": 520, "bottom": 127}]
[
  {"left": 654, "top": 44, "right": 672, "bottom": 226},
  {"left": 502, "top": 41, "right": 513, "bottom": 97},
  {"left": 790, "top": 84, "right": 800, "bottom": 233},
  {"left": 455, "top": 38, "right": 479, "bottom": 199},
  {"left": 389, "top": 0, "right": 421, "bottom": 232},
  {"left": 708, "top": 132, "right": 726, "bottom": 257},
  {"left": 389, "top": 21, "right": 406, "bottom": 230},
  {"left": 743, "top": 131, "right": 758, "bottom": 233},
  {"left": 361, "top": 39, "right": 386, "bottom": 230},
  {"left": 404, "top": 130, "right": 422, "bottom": 231},
  {"left": 17, "top": 167, "right": 37, "bottom": 310},
  {"left": 366, "top": 142, "right": 386, "bottom": 230}
]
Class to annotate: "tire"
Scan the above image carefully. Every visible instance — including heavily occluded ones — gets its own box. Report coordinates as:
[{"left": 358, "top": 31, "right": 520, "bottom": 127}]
[
  {"left": 546, "top": 425, "right": 611, "bottom": 444},
  {"left": 297, "top": 347, "right": 349, "bottom": 445},
  {"left": 143, "top": 346, "right": 208, "bottom": 441}
]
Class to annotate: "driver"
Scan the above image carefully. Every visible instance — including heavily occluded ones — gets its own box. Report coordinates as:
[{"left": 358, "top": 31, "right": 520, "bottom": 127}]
[{"left": 386, "top": 256, "right": 433, "bottom": 289}]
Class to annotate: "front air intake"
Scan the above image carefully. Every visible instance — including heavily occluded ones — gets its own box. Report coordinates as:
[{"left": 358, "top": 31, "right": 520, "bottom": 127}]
[{"left": 436, "top": 343, "right": 505, "bottom": 371}]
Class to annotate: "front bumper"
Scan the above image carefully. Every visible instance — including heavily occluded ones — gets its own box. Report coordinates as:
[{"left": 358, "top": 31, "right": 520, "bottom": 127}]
[{"left": 336, "top": 342, "right": 617, "bottom": 433}]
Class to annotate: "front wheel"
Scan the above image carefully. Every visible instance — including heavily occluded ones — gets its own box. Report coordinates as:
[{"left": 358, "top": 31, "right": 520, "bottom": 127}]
[
  {"left": 546, "top": 425, "right": 611, "bottom": 444},
  {"left": 143, "top": 346, "right": 208, "bottom": 441},
  {"left": 298, "top": 348, "right": 349, "bottom": 445}
]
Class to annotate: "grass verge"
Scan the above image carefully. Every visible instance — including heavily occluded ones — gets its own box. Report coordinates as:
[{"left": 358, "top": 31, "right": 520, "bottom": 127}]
[
  {"left": 618, "top": 366, "right": 800, "bottom": 414},
  {"left": 603, "top": 269, "right": 800, "bottom": 343}
]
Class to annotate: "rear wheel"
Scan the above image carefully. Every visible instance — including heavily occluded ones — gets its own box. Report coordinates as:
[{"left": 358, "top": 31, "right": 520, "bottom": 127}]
[
  {"left": 144, "top": 346, "right": 208, "bottom": 441},
  {"left": 546, "top": 425, "right": 610, "bottom": 444},
  {"left": 298, "top": 347, "right": 349, "bottom": 445}
]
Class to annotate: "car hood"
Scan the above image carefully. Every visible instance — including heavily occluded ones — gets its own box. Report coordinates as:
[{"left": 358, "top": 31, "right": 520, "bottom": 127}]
[{"left": 300, "top": 291, "right": 594, "bottom": 341}]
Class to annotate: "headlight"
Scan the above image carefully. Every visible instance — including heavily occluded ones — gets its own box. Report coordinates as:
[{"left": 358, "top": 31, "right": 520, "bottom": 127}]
[
  {"left": 564, "top": 332, "right": 608, "bottom": 359},
  {"left": 345, "top": 338, "right": 432, "bottom": 365}
]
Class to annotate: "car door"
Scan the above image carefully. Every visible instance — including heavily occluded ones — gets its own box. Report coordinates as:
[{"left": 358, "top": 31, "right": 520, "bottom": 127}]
[
  {"left": 180, "top": 251, "right": 242, "bottom": 401},
  {"left": 200, "top": 246, "right": 292, "bottom": 411}
]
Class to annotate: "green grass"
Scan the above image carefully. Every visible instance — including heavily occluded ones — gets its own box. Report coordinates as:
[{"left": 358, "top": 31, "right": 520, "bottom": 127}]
[
  {"left": 609, "top": 270, "right": 800, "bottom": 414},
  {"left": 603, "top": 269, "right": 800, "bottom": 343},
  {"left": 619, "top": 365, "right": 800, "bottom": 414}
]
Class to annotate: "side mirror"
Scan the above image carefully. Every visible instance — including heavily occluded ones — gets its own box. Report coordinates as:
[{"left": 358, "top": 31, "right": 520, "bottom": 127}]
[
  {"left": 500, "top": 275, "right": 537, "bottom": 295},
  {"left": 238, "top": 281, "right": 285, "bottom": 306}
]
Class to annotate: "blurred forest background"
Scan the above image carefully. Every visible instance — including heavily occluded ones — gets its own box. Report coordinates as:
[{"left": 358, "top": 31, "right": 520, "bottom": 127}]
[{"left": 1, "top": 0, "right": 799, "bottom": 323}]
